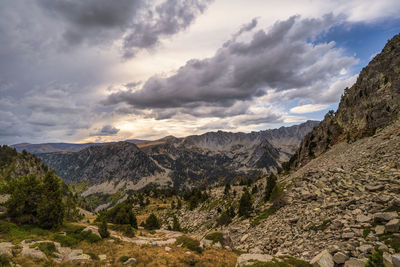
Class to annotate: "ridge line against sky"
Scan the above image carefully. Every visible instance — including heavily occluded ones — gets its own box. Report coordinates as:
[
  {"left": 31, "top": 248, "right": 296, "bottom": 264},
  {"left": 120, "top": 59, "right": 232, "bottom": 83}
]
[{"left": 1, "top": 0, "right": 400, "bottom": 144}]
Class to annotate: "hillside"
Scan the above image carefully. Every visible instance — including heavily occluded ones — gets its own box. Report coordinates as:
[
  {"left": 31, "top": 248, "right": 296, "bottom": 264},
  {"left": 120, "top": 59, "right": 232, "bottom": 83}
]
[{"left": 292, "top": 33, "right": 400, "bottom": 168}]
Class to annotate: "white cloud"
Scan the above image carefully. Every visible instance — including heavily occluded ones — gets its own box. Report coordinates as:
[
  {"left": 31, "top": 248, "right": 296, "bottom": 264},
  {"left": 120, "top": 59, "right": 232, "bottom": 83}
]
[{"left": 290, "top": 104, "right": 330, "bottom": 114}]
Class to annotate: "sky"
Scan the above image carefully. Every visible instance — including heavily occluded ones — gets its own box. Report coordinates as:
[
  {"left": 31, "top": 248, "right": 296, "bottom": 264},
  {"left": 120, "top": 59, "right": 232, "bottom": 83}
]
[{"left": 1, "top": 0, "right": 400, "bottom": 145}]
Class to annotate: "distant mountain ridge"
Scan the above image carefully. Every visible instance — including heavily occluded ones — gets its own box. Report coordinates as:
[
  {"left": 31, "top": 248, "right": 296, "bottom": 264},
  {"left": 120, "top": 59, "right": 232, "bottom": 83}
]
[
  {"left": 37, "top": 121, "right": 319, "bottom": 194},
  {"left": 11, "top": 140, "right": 148, "bottom": 154}
]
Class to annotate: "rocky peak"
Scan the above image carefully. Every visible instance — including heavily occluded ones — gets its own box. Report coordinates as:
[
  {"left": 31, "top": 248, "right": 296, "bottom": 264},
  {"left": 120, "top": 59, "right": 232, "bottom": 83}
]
[{"left": 292, "top": 33, "right": 400, "bottom": 168}]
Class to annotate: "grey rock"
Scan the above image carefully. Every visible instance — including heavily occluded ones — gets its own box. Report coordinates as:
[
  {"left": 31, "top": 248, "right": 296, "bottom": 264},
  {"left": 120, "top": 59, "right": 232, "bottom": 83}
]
[
  {"left": 21, "top": 247, "right": 47, "bottom": 260},
  {"left": 385, "top": 219, "right": 400, "bottom": 233},
  {"left": 358, "top": 245, "right": 373, "bottom": 254},
  {"left": 310, "top": 250, "right": 334, "bottom": 267},
  {"left": 393, "top": 254, "right": 400, "bottom": 267},
  {"left": 356, "top": 214, "right": 372, "bottom": 223},
  {"left": 376, "top": 225, "right": 386, "bottom": 235},
  {"left": 124, "top": 258, "right": 137, "bottom": 265},
  {"left": 383, "top": 252, "right": 394, "bottom": 267},
  {"left": 236, "top": 254, "right": 273, "bottom": 267},
  {"left": 333, "top": 252, "right": 349, "bottom": 264},
  {"left": 0, "top": 242, "right": 13, "bottom": 258},
  {"left": 344, "top": 258, "right": 368, "bottom": 267},
  {"left": 374, "top": 212, "right": 398, "bottom": 223},
  {"left": 366, "top": 185, "right": 385, "bottom": 192}
]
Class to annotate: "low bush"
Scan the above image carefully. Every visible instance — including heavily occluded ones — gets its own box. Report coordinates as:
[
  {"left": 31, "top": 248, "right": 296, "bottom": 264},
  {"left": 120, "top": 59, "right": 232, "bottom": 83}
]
[
  {"left": 119, "top": 255, "right": 130, "bottom": 262},
  {"left": 30, "top": 242, "right": 56, "bottom": 257},
  {"left": 204, "top": 232, "right": 224, "bottom": 245},
  {"left": 175, "top": 236, "right": 202, "bottom": 253}
]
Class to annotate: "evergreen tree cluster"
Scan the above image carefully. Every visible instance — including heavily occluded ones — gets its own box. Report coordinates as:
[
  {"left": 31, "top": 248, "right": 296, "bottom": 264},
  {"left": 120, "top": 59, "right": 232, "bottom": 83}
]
[
  {"left": 264, "top": 173, "right": 277, "bottom": 202},
  {"left": 6, "top": 171, "right": 64, "bottom": 229},
  {"left": 238, "top": 188, "right": 253, "bottom": 218},
  {"left": 99, "top": 200, "right": 138, "bottom": 229},
  {"left": 183, "top": 188, "right": 209, "bottom": 210}
]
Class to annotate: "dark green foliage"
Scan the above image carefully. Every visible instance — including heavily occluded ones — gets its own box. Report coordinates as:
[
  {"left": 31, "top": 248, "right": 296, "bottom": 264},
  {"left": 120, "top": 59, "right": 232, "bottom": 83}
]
[
  {"left": 124, "top": 225, "right": 135, "bottom": 237},
  {"left": 6, "top": 170, "right": 64, "bottom": 229},
  {"left": 363, "top": 227, "right": 372, "bottom": 239},
  {"left": 0, "top": 256, "right": 10, "bottom": 267},
  {"left": 251, "top": 206, "right": 276, "bottom": 226},
  {"left": 380, "top": 233, "right": 400, "bottom": 253},
  {"left": 183, "top": 188, "right": 209, "bottom": 210},
  {"left": 172, "top": 215, "right": 181, "bottom": 231},
  {"left": 37, "top": 171, "right": 65, "bottom": 229},
  {"left": 53, "top": 225, "right": 101, "bottom": 247},
  {"left": 175, "top": 236, "right": 203, "bottom": 253},
  {"left": 177, "top": 198, "right": 182, "bottom": 209},
  {"left": 251, "top": 184, "right": 258, "bottom": 194},
  {"left": 224, "top": 183, "right": 231, "bottom": 195},
  {"left": 205, "top": 232, "right": 224, "bottom": 245},
  {"left": 264, "top": 173, "right": 277, "bottom": 202},
  {"left": 238, "top": 188, "right": 253, "bottom": 218},
  {"left": 98, "top": 218, "right": 110, "bottom": 238},
  {"left": 217, "top": 206, "right": 235, "bottom": 226},
  {"left": 144, "top": 213, "right": 161, "bottom": 230},
  {"left": 100, "top": 201, "right": 138, "bottom": 228},
  {"left": 0, "top": 145, "right": 17, "bottom": 169},
  {"left": 366, "top": 249, "right": 384, "bottom": 267},
  {"left": 31, "top": 242, "right": 56, "bottom": 257},
  {"left": 87, "top": 252, "right": 99, "bottom": 260},
  {"left": 119, "top": 256, "right": 130, "bottom": 262}
]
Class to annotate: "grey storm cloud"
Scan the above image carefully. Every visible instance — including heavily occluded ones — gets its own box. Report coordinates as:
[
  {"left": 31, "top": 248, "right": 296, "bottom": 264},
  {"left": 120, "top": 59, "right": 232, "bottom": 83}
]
[
  {"left": 38, "top": 0, "right": 212, "bottom": 57},
  {"left": 105, "top": 14, "right": 358, "bottom": 113},
  {"left": 91, "top": 125, "right": 120, "bottom": 136}
]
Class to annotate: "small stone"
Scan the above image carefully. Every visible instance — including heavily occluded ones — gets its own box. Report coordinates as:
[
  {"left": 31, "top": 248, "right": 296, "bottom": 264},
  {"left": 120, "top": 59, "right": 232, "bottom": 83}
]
[
  {"left": 185, "top": 251, "right": 191, "bottom": 255},
  {"left": 342, "top": 232, "right": 355, "bottom": 239},
  {"left": 358, "top": 245, "right": 373, "bottom": 254},
  {"left": 375, "top": 225, "right": 386, "bottom": 235},
  {"left": 240, "top": 234, "right": 249, "bottom": 242},
  {"left": 123, "top": 257, "right": 137, "bottom": 265},
  {"left": 366, "top": 185, "right": 385, "bottom": 192},
  {"left": 165, "top": 246, "right": 171, "bottom": 252},
  {"left": 333, "top": 252, "right": 349, "bottom": 264},
  {"left": 385, "top": 219, "right": 400, "bottom": 233},
  {"left": 310, "top": 250, "right": 334, "bottom": 267},
  {"left": 344, "top": 258, "right": 368, "bottom": 267},
  {"left": 98, "top": 254, "right": 107, "bottom": 261},
  {"left": 356, "top": 214, "right": 372, "bottom": 223}
]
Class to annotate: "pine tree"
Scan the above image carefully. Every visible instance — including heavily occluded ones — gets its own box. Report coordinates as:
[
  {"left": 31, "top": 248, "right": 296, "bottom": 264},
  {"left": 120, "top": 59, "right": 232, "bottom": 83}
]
[
  {"left": 99, "top": 218, "right": 110, "bottom": 238},
  {"left": 172, "top": 215, "right": 181, "bottom": 231},
  {"left": 37, "top": 171, "right": 65, "bottom": 229},
  {"left": 264, "top": 173, "right": 277, "bottom": 202},
  {"left": 224, "top": 183, "right": 231, "bottom": 195},
  {"left": 144, "top": 213, "right": 161, "bottom": 230},
  {"left": 238, "top": 188, "right": 253, "bottom": 218}
]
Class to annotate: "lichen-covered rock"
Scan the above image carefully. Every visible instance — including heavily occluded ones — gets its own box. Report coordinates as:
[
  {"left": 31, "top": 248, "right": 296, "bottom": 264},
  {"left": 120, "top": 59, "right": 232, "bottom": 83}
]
[
  {"left": 21, "top": 247, "right": 47, "bottom": 260},
  {"left": 333, "top": 252, "right": 349, "bottom": 264},
  {"left": 310, "top": 250, "right": 334, "bottom": 267},
  {"left": 235, "top": 254, "right": 273, "bottom": 267},
  {"left": 344, "top": 258, "right": 368, "bottom": 267},
  {"left": 0, "top": 242, "right": 14, "bottom": 258}
]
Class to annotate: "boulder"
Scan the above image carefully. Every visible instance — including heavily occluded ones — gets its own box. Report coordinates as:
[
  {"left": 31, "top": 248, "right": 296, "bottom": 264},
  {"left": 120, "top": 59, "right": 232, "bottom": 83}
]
[
  {"left": 0, "top": 242, "right": 14, "bottom": 258},
  {"left": 235, "top": 254, "right": 273, "bottom": 267},
  {"left": 99, "top": 254, "right": 107, "bottom": 261},
  {"left": 366, "top": 185, "right": 385, "bottom": 192},
  {"left": 240, "top": 234, "right": 249, "bottom": 242},
  {"left": 385, "top": 219, "right": 400, "bottom": 233},
  {"left": 358, "top": 245, "right": 373, "bottom": 254},
  {"left": 310, "top": 250, "right": 334, "bottom": 267},
  {"left": 123, "top": 258, "right": 137, "bottom": 265},
  {"left": 82, "top": 226, "right": 101, "bottom": 238},
  {"left": 21, "top": 247, "right": 47, "bottom": 260},
  {"left": 374, "top": 212, "right": 398, "bottom": 223},
  {"left": 383, "top": 252, "right": 394, "bottom": 267},
  {"left": 393, "top": 254, "right": 400, "bottom": 267},
  {"left": 344, "top": 258, "right": 368, "bottom": 267},
  {"left": 65, "top": 249, "right": 90, "bottom": 263},
  {"left": 333, "top": 252, "right": 349, "bottom": 264}
]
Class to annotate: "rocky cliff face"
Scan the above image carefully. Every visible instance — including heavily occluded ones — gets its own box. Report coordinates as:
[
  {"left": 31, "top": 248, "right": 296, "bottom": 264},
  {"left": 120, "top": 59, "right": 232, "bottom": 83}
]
[{"left": 292, "top": 34, "right": 400, "bottom": 168}]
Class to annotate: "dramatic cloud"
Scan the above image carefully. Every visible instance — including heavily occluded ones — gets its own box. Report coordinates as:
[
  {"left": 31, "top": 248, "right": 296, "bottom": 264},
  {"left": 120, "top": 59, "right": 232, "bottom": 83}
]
[
  {"left": 92, "top": 125, "right": 120, "bottom": 136},
  {"left": 290, "top": 104, "right": 330, "bottom": 114},
  {"left": 105, "top": 15, "right": 357, "bottom": 116},
  {"left": 38, "top": 0, "right": 212, "bottom": 57}
]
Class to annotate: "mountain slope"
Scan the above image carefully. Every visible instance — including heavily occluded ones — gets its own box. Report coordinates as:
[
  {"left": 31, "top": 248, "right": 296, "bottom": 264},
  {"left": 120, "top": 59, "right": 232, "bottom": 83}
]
[
  {"left": 38, "top": 142, "right": 163, "bottom": 184},
  {"left": 292, "top": 34, "right": 400, "bottom": 168}
]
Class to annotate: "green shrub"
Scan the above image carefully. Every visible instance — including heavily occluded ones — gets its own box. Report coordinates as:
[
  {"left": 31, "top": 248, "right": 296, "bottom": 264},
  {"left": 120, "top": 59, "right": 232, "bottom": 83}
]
[
  {"left": 175, "top": 236, "right": 202, "bottom": 253},
  {"left": 366, "top": 250, "right": 384, "bottom": 267},
  {"left": 0, "top": 256, "right": 10, "bottom": 267},
  {"left": 124, "top": 225, "right": 135, "bottom": 237},
  {"left": 30, "top": 242, "right": 56, "bottom": 257},
  {"left": 98, "top": 218, "right": 110, "bottom": 238},
  {"left": 144, "top": 213, "right": 161, "bottom": 230},
  {"left": 119, "top": 255, "right": 130, "bottom": 262},
  {"left": 172, "top": 215, "right": 181, "bottom": 232},
  {"left": 204, "top": 232, "right": 224, "bottom": 244},
  {"left": 53, "top": 234, "right": 79, "bottom": 247},
  {"left": 87, "top": 252, "right": 99, "bottom": 260}
]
